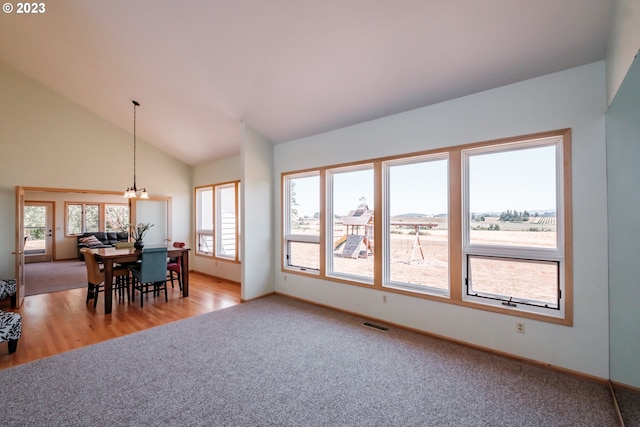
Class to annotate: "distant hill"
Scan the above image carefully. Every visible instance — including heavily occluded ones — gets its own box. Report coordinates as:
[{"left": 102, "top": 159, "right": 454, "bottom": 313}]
[
  {"left": 395, "top": 210, "right": 556, "bottom": 218},
  {"left": 471, "top": 209, "right": 556, "bottom": 217}
]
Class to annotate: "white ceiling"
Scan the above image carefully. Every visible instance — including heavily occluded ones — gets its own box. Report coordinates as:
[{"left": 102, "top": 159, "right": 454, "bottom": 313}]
[{"left": 0, "top": 0, "right": 613, "bottom": 166}]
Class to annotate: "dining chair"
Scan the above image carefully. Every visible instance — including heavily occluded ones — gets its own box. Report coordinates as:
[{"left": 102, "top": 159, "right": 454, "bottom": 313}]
[
  {"left": 166, "top": 242, "right": 184, "bottom": 291},
  {"left": 80, "top": 248, "right": 131, "bottom": 307},
  {"left": 130, "top": 247, "right": 169, "bottom": 307},
  {"left": 166, "top": 261, "right": 182, "bottom": 291}
]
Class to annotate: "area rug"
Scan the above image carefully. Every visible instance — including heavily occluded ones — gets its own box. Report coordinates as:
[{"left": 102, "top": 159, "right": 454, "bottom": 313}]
[
  {"left": 0, "top": 295, "right": 618, "bottom": 426},
  {"left": 24, "top": 260, "right": 86, "bottom": 296}
]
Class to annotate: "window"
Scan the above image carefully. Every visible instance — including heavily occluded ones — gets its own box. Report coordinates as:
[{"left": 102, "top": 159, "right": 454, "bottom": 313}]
[
  {"left": 196, "top": 187, "right": 213, "bottom": 255},
  {"left": 215, "top": 183, "right": 238, "bottom": 260},
  {"left": 196, "top": 181, "right": 241, "bottom": 261},
  {"left": 283, "top": 172, "right": 320, "bottom": 273},
  {"left": 462, "top": 136, "right": 565, "bottom": 317},
  {"left": 105, "top": 204, "right": 130, "bottom": 232},
  {"left": 383, "top": 154, "right": 449, "bottom": 295},
  {"left": 67, "top": 204, "right": 83, "bottom": 235},
  {"left": 327, "top": 164, "right": 375, "bottom": 284},
  {"left": 66, "top": 202, "right": 129, "bottom": 236},
  {"left": 280, "top": 129, "right": 571, "bottom": 323}
]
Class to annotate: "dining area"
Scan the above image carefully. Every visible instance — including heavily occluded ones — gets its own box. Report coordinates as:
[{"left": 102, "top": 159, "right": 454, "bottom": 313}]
[{"left": 80, "top": 244, "right": 191, "bottom": 314}]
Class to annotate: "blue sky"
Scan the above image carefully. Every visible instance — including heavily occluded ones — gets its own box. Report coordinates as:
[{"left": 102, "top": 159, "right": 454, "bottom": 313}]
[{"left": 290, "top": 143, "right": 557, "bottom": 218}]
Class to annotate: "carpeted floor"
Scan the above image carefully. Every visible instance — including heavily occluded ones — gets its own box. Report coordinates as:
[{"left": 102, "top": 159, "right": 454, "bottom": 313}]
[
  {"left": 24, "top": 260, "right": 86, "bottom": 296},
  {"left": 613, "top": 385, "right": 640, "bottom": 426},
  {"left": 0, "top": 295, "right": 619, "bottom": 426}
]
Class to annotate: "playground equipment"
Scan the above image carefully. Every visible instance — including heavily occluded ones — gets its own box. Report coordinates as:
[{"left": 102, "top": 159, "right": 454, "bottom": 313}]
[
  {"left": 333, "top": 203, "right": 374, "bottom": 259},
  {"left": 333, "top": 202, "right": 438, "bottom": 263}
]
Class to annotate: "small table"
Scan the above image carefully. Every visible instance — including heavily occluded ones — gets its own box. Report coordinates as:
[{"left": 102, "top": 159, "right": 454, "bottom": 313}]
[{"left": 92, "top": 246, "right": 190, "bottom": 315}]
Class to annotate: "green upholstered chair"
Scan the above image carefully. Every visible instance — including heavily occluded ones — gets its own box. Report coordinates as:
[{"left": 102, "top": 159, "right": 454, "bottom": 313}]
[{"left": 130, "top": 247, "right": 169, "bottom": 307}]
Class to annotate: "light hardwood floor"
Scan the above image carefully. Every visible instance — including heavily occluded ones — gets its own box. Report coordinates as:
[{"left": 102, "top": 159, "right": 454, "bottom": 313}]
[{"left": 0, "top": 271, "right": 241, "bottom": 370}]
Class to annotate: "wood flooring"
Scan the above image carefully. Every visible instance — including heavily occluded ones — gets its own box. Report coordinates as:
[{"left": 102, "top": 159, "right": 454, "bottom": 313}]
[{"left": 0, "top": 271, "right": 242, "bottom": 370}]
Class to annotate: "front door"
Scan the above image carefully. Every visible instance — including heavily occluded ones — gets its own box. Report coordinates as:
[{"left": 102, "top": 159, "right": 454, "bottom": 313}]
[{"left": 24, "top": 201, "right": 54, "bottom": 263}]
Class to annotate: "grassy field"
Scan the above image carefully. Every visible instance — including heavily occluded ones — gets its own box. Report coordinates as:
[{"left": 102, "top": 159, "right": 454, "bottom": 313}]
[{"left": 290, "top": 215, "right": 558, "bottom": 303}]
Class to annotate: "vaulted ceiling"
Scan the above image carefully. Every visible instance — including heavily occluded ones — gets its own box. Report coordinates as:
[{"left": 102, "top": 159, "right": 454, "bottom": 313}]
[{"left": 0, "top": 0, "right": 613, "bottom": 165}]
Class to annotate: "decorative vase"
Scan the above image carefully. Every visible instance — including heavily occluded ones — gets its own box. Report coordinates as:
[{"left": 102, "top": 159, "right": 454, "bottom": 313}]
[{"left": 134, "top": 240, "right": 144, "bottom": 250}]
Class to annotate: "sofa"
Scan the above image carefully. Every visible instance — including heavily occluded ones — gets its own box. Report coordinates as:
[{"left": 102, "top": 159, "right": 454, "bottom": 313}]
[{"left": 77, "top": 231, "right": 129, "bottom": 260}]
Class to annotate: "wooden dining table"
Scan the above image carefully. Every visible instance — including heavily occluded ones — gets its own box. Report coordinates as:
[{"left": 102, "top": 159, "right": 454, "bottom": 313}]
[{"left": 91, "top": 245, "right": 190, "bottom": 314}]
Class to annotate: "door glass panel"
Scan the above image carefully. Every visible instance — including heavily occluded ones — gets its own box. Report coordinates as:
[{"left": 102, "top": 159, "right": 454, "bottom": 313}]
[{"left": 24, "top": 205, "right": 46, "bottom": 254}]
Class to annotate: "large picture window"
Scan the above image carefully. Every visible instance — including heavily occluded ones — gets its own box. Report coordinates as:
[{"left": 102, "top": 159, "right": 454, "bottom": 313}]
[{"left": 280, "top": 129, "right": 572, "bottom": 324}]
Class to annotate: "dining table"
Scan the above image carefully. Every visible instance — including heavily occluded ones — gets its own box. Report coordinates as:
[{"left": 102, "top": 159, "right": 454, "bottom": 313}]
[{"left": 91, "top": 245, "right": 190, "bottom": 314}]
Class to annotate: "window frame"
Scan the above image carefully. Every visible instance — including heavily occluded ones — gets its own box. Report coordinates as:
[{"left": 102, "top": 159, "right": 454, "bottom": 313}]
[
  {"left": 215, "top": 182, "right": 239, "bottom": 261},
  {"left": 195, "top": 181, "right": 241, "bottom": 262},
  {"left": 283, "top": 171, "right": 321, "bottom": 274},
  {"left": 461, "top": 137, "right": 567, "bottom": 318},
  {"left": 382, "top": 153, "right": 450, "bottom": 297},
  {"left": 280, "top": 129, "right": 572, "bottom": 325},
  {"left": 325, "top": 163, "right": 376, "bottom": 285},
  {"left": 195, "top": 186, "right": 213, "bottom": 256},
  {"left": 65, "top": 202, "right": 129, "bottom": 236}
]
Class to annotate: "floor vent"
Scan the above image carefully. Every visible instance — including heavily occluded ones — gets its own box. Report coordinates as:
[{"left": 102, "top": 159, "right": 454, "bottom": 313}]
[{"left": 362, "top": 322, "right": 389, "bottom": 332}]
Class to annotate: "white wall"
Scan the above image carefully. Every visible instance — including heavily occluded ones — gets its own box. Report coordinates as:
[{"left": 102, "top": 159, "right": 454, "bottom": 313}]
[
  {"left": 274, "top": 62, "right": 610, "bottom": 379},
  {"left": 606, "top": 56, "right": 640, "bottom": 388},
  {"left": 241, "top": 123, "right": 274, "bottom": 301},
  {"left": 0, "top": 61, "right": 193, "bottom": 278},
  {"left": 192, "top": 155, "right": 242, "bottom": 282},
  {"left": 606, "top": 0, "right": 640, "bottom": 106}
]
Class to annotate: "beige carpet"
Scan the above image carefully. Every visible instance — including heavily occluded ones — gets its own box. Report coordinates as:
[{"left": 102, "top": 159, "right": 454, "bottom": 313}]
[
  {"left": 0, "top": 295, "right": 620, "bottom": 426},
  {"left": 24, "top": 260, "right": 86, "bottom": 296}
]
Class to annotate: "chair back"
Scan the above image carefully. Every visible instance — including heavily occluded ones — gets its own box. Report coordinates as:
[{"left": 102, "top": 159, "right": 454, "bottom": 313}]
[
  {"left": 138, "top": 247, "right": 169, "bottom": 283},
  {"left": 115, "top": 241, "right": 135, "bottom": 249},
  {"left": 80, "top": 248, "right": 103, "bottom": 286}
]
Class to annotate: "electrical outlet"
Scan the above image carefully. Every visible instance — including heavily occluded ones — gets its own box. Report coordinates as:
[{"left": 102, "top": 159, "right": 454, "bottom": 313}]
[
  {"left": 383, "top": 295, "right": 388, "bottom": 303},
  {"left": 516, "top": 322, "right": 525, "bottom": 334}
]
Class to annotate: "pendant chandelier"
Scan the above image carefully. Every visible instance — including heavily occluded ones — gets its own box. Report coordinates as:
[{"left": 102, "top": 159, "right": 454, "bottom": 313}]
[{"left": 123, "top": 100, "right": 149, "bottom": 199}]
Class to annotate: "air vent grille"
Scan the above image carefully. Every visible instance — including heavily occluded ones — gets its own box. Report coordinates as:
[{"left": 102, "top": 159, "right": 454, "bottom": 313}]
[{"left": 362, "top": 322, "right": 389, "bottom": 332}]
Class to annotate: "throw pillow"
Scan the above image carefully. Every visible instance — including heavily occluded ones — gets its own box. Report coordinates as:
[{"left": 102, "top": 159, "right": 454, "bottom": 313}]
[{"left": 79, "top": 235, "right": 101, "bottom": 246}]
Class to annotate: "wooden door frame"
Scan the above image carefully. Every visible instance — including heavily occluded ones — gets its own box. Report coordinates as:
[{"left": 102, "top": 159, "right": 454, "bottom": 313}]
[
  {"left": 14, "top": 187, "right": 25, "bottom": 307},
  {"left": 24, "top": 200, "right": 55, "bottom": 263},
  {"left": 15, "top": 186, "right": 129, "bottom": 304},
  {"left": 130, "top": 195, "right": 173, "bottom": 245}
]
